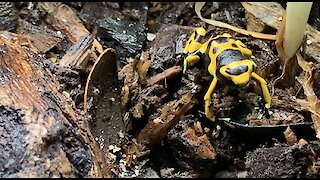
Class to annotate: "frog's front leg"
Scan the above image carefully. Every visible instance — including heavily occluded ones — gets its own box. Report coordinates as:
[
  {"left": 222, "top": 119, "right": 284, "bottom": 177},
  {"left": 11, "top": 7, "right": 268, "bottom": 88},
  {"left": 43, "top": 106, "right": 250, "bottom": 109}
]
[
  {"left": 182, "top": 27, "right": 208, "bottom": 74},
  {"left": 183, "top": 54, "right": 201, "bottom": 74},
  {"left": 204, "top": 74, "right": 218, "bottom": 122},
  {"left": 251, "top": 72, "right": 271, "bottom": 109}
]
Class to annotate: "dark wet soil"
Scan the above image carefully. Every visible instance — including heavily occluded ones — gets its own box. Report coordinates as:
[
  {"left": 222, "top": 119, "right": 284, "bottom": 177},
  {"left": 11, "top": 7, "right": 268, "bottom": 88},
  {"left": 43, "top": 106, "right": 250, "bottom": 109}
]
[{"left": 0, "top": 106, "right": 28, "bottom": 177}]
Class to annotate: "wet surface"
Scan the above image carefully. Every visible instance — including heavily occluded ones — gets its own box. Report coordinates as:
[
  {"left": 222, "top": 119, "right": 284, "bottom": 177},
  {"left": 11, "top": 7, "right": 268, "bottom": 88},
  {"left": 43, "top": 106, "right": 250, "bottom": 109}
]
[
  {"left": 93, "top": 2, "right": 148, "bottom": 66},
  {"left": 96, "top": 18, "right": 146, "bottom": 65},
  {"left": 166, "top": 115, "right": 217, "bottom": 173},
  {"left": 148, "top": 24, "right": 194, "bottom": 75},
  {"left": 0, "top": 2, "right": 19, "bottom": 31},
  {"left": 0, "top": 106, "right": 28, "bottom": 178},
  {"left": 62, "top": 131, "right": 93, "bottom": 177}
]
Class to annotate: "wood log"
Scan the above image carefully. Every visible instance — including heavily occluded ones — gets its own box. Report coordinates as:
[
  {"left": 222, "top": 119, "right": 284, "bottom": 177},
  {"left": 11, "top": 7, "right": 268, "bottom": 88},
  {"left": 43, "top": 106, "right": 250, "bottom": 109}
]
[{"left": 0, "top": 34, "right": 110, "bottom": 177}]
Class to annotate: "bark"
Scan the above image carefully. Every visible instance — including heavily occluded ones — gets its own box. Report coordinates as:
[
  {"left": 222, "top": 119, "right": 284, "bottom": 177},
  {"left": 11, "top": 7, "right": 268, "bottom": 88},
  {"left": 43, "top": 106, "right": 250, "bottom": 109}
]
[
  {"left": 59, "top": 34, "right": 94, "bottom": 67},
  {"left": 0, "top": 35, "right": 110, "bottom": 177}
]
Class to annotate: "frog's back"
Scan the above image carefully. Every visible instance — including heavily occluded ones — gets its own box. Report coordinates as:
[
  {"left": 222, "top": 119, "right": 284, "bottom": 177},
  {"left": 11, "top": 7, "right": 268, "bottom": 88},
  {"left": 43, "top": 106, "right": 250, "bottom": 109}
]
[{"left": 208, "top": 35, "right": 250, "bottom": 68}]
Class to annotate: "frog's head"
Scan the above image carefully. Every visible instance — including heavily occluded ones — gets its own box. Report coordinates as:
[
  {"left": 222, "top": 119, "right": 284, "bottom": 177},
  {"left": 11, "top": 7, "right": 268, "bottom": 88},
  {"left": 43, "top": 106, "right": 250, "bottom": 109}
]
[
  {"left": 183, "top": 27, "right": 207, "bottom": 73},
  {"left": 220, "top": 59, "right": 257, "bottom": 86}
]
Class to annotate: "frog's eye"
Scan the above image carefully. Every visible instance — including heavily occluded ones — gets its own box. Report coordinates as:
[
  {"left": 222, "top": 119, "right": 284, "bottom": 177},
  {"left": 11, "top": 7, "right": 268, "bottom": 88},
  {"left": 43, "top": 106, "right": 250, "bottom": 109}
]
[{"left": 226, "top": 65, "right": 248, "bottom": 75}]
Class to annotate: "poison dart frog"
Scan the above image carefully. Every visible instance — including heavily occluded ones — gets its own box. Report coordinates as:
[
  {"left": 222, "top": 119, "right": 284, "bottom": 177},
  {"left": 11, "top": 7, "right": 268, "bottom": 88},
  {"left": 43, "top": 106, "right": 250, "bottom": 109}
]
[{"left": 182, "top": 27, "right": 271, "bottom": 122}]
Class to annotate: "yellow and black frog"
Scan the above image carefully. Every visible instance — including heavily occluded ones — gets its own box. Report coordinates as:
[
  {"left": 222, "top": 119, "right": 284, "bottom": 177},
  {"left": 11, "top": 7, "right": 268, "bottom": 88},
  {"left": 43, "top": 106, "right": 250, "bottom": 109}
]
[{"left": 182, "top": 27, "right": 271, "bottom": 122}]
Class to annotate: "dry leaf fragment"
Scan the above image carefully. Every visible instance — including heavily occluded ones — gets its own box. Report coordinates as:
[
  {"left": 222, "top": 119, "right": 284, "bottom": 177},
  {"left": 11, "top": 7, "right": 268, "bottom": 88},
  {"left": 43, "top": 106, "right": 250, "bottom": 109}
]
[
  {"left": 121, "top": 85, "right": 130, "bottom": 107},
  {"left": 241, "top": 2, "right": 284, "bottom": 30},
  {"left": 283, "top": 126, "right": 297, "bottom": 145},
  {"left": 297, "top": 53, "right": 320, "bottom": 140},
  {"left": 136, "top": 59, "right": 151, "bottom": 83},
  {"left": 133, "top": 102, "right": 144, "bottom": 119},
  {"left": 298, "top": 138, "right": 308, "bottom": 149}
]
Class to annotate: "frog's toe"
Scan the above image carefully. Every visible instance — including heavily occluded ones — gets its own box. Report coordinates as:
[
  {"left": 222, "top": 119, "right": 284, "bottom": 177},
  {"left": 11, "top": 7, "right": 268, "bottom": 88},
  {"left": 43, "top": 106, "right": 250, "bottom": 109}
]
[
  {"left": 205, "top": 110, "right": 215, "bottom": 122},
  {"left": 183, "top": 59, "right": 187, "bottom": 74},
  {"left": 206, "top": 115, "right": 216, "bottom": 122},
  {"left": 263, "top": 107, "right": 271, "bottom": 119}
]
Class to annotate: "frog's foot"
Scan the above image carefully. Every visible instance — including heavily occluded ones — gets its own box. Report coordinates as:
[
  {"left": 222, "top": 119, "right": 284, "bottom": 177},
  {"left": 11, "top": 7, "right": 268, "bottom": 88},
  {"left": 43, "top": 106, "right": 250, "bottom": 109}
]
[
  {"left": 206, "top": 114, "right": 216, "bottom": 122},
  {"left": 205, "top": 99, "right": 216, "bottom": 122},
  {"left": 263, "top": 105, "right": 271, "bottom": 119},
  {"left": 265, "top": 103, "right": 270, "bottom": 109},
  {"left": 204, "top": 92, "right": 211, "bottom": 102}
]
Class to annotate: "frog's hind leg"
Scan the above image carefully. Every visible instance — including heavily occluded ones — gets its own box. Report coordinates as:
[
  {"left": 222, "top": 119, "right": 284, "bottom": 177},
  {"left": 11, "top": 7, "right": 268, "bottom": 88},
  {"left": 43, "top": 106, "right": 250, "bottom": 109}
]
[
  {"left": 204, "top": 75, "right": 218, "bottom": 122},
  {"left": 251, "top": 72, "right": 271, "bottom": 109}
]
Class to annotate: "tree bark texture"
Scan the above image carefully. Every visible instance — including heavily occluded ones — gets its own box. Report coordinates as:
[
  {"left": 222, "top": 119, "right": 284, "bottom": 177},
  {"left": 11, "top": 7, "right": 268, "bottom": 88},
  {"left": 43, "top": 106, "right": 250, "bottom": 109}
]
[{"left": 0, "top": 36, "right": 110, "bottom": 177}]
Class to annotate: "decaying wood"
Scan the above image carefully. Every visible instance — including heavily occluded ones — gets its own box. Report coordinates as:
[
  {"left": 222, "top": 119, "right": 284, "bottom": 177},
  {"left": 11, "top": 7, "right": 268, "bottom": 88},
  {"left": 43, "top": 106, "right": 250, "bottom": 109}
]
[
  {"left": 245, "top": 11, "right": 266, "bottom": 33},
  {"left": 147, "top": 66, "right": 182, "bottom": 86},
  {"left": 59, "top": 34, "right": 94, "bottom": 67},
  {"left": 137, "top": 93, "right": 194, "bottom": 148},
  {"left": 41, "top": 2, "right": 90, "bottom": 44},
  {"left": 0, "top": 2, "right": 19, "bottom": 31},
  {"left": 40, "top": 2, "right": 103, "bottom": 67},
  {"left": 16, "top": 19, "right": 64, "bottom": 53},
  {"left": 0, "top": 31, "right": 36, "bottom": 51},
  {"left": 305, "top": 25, "right": 320, "bottom": 63},
  {"left": 124, "top": 93, "right": 194, "bottom": 165},
  {"left": 241, "top": 2, "right": 284, "bottom": 30},
  {"left": 0, "top": 36, "right": 110, "bottom": 177}
]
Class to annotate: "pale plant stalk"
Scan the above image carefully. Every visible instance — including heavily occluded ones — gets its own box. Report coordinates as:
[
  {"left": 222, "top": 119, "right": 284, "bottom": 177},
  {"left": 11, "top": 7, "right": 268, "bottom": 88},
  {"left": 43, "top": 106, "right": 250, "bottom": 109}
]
[{"left": 283, "top": 2, "right": 313, "bottom": 59}]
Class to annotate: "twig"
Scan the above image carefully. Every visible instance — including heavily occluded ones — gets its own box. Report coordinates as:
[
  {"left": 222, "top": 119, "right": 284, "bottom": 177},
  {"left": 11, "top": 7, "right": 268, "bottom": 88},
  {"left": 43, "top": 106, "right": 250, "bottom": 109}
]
[
  {"left": 195, "top": 2, "right": 277, "bottom": 40},
  {"left": 147, "top": 66, "right": 182, "bottom": 86}
]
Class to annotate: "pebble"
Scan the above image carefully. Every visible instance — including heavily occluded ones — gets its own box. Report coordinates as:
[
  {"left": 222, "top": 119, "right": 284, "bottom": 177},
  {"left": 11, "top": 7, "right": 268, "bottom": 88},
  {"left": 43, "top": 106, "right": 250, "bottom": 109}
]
[
  {"left": 147, "top": 33, "right": 156, "bottom": 41},
  {"left": 306, "top": 40, "right": 312, "bottom": 45}
]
